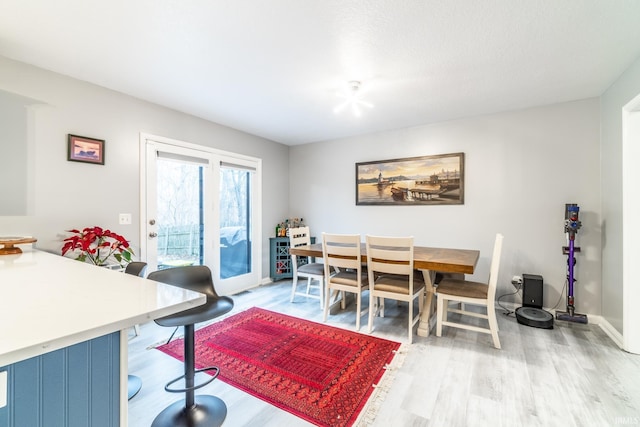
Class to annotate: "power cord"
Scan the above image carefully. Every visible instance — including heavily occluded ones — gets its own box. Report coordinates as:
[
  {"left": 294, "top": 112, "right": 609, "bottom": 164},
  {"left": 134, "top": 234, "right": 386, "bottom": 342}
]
[
  {"left": 498, "top": 281, "right": 521, "bottom": 316},
  {"left": 550, "top": 279, "right": 568, "bottom": 310},
  {"left": 498, "top": 278, "right": 567, "bottom": 317}
]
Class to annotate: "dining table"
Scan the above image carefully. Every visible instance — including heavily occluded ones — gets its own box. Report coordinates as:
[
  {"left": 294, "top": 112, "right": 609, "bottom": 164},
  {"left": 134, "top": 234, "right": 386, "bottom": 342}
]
[{"left": 289, "top": 242, "right": 480, "bottom": 337}]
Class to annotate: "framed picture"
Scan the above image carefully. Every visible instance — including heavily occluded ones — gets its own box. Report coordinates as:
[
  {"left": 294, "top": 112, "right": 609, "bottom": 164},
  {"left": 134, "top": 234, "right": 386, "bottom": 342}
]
[
  {"left": 67, "top": 134, "right": 105, "bottom": 165},
  {"left": 355, "top": 152, "right": 465, "bottom": 205}
]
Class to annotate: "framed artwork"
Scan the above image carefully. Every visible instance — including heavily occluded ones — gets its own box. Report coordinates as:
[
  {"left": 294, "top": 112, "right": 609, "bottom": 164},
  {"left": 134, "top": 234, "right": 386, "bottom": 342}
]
[
  {"left": 355, "top": 152, "right": 465, "bottom": 205},
  {"left": 67, "top": 134, "right": 105, "bottom": 165}
]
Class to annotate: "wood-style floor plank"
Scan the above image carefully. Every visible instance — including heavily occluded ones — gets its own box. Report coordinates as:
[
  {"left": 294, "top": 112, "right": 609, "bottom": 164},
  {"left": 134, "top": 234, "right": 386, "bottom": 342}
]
[{"left": 127, "top": 279, "right": 640, "bottom": 426}]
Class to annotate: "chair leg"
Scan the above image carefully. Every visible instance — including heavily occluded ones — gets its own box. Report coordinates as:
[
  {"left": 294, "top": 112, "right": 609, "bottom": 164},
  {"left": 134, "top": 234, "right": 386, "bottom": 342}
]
[
  {"left": 368, "top": 292, "right": 375, "bottom": 333},
  {"left": 487, "top": 304, "right": 501, "bottom": 349},
  {"left": 355, "top": 291, "right": 361, "bottom": 331},
  {"left": 408, "top": 298, "right": 414, "bottom": 344},
  {"left": 165, "top": 326, "right": 179, "bottom": 345},
  {"left": 323, "top": 288, "right": 333, "bottom": 323},
  {"left": 290, "top": 275, "right": 299, "bottom": 303},
  {"left": 436, "top": 296, "right": 444, "bottom": 337}
]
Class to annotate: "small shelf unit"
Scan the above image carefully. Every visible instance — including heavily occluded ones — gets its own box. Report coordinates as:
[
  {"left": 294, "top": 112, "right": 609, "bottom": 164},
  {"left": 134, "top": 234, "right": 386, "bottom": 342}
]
[{"left": 269, "top": 236, "right": 316, "bottom": 281}]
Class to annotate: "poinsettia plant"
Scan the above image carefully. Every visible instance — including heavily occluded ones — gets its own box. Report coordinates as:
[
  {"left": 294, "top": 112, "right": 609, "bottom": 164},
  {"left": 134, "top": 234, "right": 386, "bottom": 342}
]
[{"left": 61, "top": 226, "right": 134, "bottom": 267}]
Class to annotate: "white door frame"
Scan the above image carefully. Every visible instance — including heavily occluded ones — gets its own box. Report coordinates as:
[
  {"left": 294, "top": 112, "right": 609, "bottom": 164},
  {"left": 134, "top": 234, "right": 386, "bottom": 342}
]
[
  {"left": 622, "top": 93, "right": 640, "bottom": 354},
  {"left": 139, "top": 132, "right": 262, "bottom": 294}
]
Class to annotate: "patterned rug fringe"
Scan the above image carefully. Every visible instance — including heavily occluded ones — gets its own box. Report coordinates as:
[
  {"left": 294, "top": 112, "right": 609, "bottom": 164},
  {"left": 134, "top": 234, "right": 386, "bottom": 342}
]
[{"left": 353, "top": 344, "right": 408, "bottom": 426}]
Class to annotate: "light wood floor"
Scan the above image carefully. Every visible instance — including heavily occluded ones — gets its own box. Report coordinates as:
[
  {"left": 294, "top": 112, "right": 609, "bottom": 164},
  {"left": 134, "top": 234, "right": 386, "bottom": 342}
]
[{"left": 128, "top": 279, "right": 640, "bottom": 427}]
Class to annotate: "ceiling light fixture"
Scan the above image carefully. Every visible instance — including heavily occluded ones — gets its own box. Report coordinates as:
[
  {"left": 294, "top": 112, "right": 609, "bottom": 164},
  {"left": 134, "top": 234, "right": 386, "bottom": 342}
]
[{"left": 333, "top": 80, "right": 373, "bottom": 117}]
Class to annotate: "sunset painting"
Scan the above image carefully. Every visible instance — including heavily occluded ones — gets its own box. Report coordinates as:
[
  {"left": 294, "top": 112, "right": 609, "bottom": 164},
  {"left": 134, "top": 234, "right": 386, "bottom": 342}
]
[{"left": 355, "top": 153, "right": 464, "bottom": 205}]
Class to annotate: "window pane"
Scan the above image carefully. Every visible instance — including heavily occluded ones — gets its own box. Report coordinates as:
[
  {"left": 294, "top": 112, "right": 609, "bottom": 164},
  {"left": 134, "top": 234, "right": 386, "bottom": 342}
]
[
  {"left": 156, "top": 159, "right": 204, "bottom": 269},
  {"left": 220, "top": 167, "right": 252, "bottom": 279}
]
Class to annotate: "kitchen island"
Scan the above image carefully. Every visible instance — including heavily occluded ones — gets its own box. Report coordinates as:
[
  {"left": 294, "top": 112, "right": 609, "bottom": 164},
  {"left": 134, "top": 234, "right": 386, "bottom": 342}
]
[{"left": 0, "top": 248, "right": 205, "bottom": 427}]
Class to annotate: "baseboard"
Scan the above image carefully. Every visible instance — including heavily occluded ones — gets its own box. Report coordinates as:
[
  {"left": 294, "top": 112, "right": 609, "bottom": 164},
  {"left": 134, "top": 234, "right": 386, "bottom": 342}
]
[{"left": 595, "top": 316, "right": 624, "bottom": 349}]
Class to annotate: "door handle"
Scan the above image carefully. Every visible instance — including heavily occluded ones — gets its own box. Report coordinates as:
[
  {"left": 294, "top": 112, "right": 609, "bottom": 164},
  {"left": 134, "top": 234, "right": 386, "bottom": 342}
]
[{"left": 149, "top": 232, "right": 158, "bottom": 238}]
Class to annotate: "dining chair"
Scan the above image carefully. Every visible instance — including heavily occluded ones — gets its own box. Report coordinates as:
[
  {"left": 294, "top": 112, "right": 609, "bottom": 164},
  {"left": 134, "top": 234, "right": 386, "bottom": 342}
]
[
  {"left": 366, "top": 235, "right": 425, "bottom": 344},
  {"left": 123, "top": 261, "right": 148, "bottom": 400},
  {"left": 124, "top": 261, "right": 148, "bottom": 277},
  {"left": 322, "top": 233, "right": 369, "bottom": 330},
  {"left": 125, "top": 261, "right": 148, "bottom": 337},
  {"left": 289, "top": 226, "right": 330, "bottom": 308},
  {"left": 435, "top": 233, "right": 504, "bottom": 349}
]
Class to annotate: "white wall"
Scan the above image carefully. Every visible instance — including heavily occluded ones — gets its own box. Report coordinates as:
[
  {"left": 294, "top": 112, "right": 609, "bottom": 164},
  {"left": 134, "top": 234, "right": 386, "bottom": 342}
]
[
  {"left": 0, "top": 56, "right": 290, "bottom": 282},
  {"left": 601, "top": 55, "right": 640, "bottom": 334},
  {"left": 0, "top": 90, "right": 35, "bottom": 215},
  {"left": 290, "top": 99, "right": 602, "bottom": 314}
]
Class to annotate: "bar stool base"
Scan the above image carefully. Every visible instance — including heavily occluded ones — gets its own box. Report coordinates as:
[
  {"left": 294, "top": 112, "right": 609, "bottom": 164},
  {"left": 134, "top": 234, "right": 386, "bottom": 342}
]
[
  {"left": 151, "top": 395, "right": 227, "bottom": 427},
  {"left": 127, "top": 375, "right": 142, "bottom": 400}
]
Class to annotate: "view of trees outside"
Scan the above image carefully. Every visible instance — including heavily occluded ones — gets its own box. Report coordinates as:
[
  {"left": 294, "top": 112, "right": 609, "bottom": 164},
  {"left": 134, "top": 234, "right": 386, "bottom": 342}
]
[
  {"left": 156, "top": 160, "right": 203, "bottom": 267},
  {"left": 157, "top": 160, "right": 202, "bottom": 232},
  {"left": 155, "top": 160, "right": 252, "bottom": 277},
  {"left": 220, "top": 167, "right": 249, "bottom": 228}
]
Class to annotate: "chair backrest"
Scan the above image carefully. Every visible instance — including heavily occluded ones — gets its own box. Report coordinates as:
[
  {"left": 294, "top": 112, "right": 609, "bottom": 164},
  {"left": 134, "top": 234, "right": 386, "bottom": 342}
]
[
  {"left": 289, "top": 226, "right": 312, "bottom": 248},
  {"left": 124, "top": 261, "right": 147, "bottom": 277},
  {"left": 289, "top": 227, "right": 312, "bottom": 274},
  {"left": 147, "top": 265, "right": 221, "bottom": 300},
  {"left": 365, "top": 235, "right": 414, "bottom": 277},
  {"left": 322, "top": 233, "right": 362, "bottom": 274},
  {"left": 486, "top": 233, "right": 504, "bottom": 301}
]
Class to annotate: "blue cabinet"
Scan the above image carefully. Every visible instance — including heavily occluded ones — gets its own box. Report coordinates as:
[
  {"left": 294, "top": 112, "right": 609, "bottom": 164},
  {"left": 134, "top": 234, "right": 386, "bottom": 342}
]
[
  {"left": 269, "top": 236, "right": 315, "bottom": 281},
  {"left": 0, "top": 332, "right": 120, "bottom": 427}
]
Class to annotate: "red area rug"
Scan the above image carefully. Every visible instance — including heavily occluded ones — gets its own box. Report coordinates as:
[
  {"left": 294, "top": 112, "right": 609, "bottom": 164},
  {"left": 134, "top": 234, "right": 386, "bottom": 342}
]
[{"left": 156, "top": 307, "right": 401, "bottom": 427}]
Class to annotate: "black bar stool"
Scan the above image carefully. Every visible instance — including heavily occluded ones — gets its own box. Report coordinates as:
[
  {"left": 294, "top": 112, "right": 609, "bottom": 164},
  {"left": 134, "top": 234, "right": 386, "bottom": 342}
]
[{"left": 147, "top": 265, "right": 234, "bottom": 427}]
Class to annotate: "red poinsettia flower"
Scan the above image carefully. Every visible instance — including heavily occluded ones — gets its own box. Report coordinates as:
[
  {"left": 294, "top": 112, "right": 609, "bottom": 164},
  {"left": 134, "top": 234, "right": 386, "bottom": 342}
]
[{"left": 62, "top": 226, "right": 134, "bottom": 266}]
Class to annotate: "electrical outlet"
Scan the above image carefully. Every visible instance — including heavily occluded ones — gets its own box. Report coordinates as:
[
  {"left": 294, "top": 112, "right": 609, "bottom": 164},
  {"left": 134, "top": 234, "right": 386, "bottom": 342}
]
[
  {"left": 119, "top": 213, "right": 132, "bottom": 225},
  {"left": 511, "top": 275, "right": 522, "bottom": 288}
]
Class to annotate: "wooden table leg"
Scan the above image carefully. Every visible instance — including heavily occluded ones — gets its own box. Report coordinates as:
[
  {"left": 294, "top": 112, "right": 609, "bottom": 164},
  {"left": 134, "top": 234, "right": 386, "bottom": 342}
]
[{"left": 417, "top": 269, "right": 436, "bottom": 337}]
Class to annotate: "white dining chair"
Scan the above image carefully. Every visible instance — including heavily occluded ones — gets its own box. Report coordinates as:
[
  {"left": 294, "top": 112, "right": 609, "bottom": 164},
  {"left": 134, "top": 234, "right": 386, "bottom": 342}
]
[
  {"left": 366, "top": 235, "right": 425, "bottom": 344},
  {"left": 289, "top": 226, "right": 329, "bottom": 308},
  {"left": 435, "top": 233, "right": 504, "bottom": 349},
  {"left": 322, "top": 233, "right": 369, "bottom": 330}
]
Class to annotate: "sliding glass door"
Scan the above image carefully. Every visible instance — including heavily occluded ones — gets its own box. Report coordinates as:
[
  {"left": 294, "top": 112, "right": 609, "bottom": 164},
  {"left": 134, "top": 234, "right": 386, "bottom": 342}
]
[{"left": 141, "top": 135, "right": 261, "bottom": 294}]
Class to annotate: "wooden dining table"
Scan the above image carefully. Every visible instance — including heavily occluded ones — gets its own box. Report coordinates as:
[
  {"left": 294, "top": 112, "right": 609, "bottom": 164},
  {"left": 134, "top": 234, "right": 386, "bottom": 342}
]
[{"left": 289, "top": 243, "right": 480, "bottom": 337}]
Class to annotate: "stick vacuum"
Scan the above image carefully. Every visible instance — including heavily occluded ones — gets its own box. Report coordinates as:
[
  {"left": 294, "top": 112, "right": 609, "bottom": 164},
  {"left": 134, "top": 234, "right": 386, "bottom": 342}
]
[{"left": 556, "top": 203, "right": 588, "bottom": 323}]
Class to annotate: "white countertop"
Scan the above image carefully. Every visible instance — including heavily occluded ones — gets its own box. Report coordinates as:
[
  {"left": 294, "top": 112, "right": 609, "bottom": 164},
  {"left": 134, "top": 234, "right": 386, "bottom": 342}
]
[{"left": 0, "top": 248, "right": 206, "bottom": 366}]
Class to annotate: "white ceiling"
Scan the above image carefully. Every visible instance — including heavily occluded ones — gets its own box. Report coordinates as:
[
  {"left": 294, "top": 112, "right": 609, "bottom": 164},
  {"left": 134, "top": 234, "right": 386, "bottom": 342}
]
[{"left": 2, "top": 1, "right": 640, "bottom": 146}]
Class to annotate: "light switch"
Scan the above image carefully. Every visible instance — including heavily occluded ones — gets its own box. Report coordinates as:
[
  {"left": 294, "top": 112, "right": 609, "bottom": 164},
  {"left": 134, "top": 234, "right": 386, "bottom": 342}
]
[
  {"left": 119, "top": 213, "right": 132, "bottom": 225},
  {"left": 0, "top": 370, "right": 7, "bottom": 408}
]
